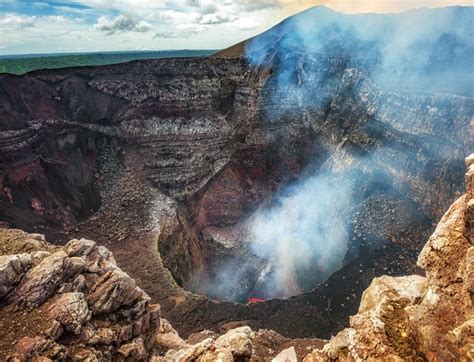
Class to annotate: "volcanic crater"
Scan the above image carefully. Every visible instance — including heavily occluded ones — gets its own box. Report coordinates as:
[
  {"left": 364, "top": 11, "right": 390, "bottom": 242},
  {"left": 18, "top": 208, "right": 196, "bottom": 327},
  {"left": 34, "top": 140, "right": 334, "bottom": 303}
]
[{"left": 0, "top": 6, "right": 473, "bottom": 344}]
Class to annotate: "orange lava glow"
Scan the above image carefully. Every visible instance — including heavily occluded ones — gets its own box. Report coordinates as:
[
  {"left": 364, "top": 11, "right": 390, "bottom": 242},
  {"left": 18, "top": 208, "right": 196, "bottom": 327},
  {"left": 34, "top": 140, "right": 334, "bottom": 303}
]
[{"left": 248, "top": 297, "right": 265, "bottom": 304}]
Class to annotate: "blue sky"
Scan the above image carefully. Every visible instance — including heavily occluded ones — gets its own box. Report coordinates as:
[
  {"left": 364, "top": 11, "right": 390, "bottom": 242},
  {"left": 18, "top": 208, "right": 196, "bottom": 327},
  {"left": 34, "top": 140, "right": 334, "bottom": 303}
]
[{"left": 0, "top": 0, "right": 471, "bottom": 55}]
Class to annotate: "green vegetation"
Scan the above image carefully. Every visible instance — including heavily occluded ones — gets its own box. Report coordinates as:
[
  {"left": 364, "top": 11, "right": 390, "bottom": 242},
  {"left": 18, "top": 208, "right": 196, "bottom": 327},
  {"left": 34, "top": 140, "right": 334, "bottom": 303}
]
[{"left": 0, "top": 50, "right": 217, "bottom": 74}]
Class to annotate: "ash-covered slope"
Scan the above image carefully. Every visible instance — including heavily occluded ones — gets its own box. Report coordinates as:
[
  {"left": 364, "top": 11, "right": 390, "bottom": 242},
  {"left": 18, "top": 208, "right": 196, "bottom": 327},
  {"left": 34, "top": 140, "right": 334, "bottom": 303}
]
[
  {"left": 218, "top": 6, "right": 474, "bottom": 95},
  {"left": 0, "top": 6, "right": 472, "bottom": 340}
]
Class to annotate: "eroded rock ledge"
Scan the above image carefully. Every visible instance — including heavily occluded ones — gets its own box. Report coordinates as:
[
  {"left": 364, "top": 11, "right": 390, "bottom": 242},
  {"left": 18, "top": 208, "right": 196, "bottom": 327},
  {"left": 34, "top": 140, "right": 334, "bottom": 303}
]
[
  {"left": 305, "top": 154, "right": 474, "bottom": 361},
  {"left": 0, "top": 154, "right": 472, "bottom": 361},
  {"left": 0, "top": 232, "right": 160, "bottom": 360},
  {"left": 0, "top": 228, "right": 324, "bottom": 361}
]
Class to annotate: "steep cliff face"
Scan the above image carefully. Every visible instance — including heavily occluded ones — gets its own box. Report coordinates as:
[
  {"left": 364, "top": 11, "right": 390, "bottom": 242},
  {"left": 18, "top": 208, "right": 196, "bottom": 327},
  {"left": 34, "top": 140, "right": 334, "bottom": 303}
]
[
  {"left": 0, "top": 58, "right": 248, "bottom": 230},
  {"left": 0, "top": 50, "right": 472, "bottom": 338},
  {"left": 305, "top": 155, "right": 474, "bottom": 361},
  {"left": 1, "top": 55, "right": 470, "bottom": 230}
]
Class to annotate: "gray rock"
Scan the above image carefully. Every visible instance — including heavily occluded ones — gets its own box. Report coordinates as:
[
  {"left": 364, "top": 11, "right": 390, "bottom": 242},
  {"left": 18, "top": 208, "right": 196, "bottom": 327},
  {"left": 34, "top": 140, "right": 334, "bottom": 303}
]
[
  {"left": 0, "top": 253, "right": 31, "bottom": 298},
  {"left": 272, "top": 347, "right": 297, "bottom": 362},
  {"left": 65, "top": 238, "right": 96, "bottom": 257},
  {"left": 86, "top": 269, "right": 143, "bottom": 315},
  {"left": 48, "top": 292, "right": 91, "bottom": 334},
  {"left": 9, "top": 251, "right": 68, "bottom": 308}
]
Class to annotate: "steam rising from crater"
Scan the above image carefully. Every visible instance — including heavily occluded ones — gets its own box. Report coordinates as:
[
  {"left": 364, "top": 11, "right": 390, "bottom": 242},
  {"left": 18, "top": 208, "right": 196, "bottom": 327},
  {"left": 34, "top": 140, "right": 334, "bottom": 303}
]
[
  {"left": 246, "top": 6, "right": 473, "bottom": 97},
  {"left": 240, "top": 6, "right": 473, "bottom": 300},
  {"left": 185, "top": 167, "right": 358, "bottom": 302},
  {"left": 249, "top": 172, "right": 352, "bottom": 299},
  {"left": 186, "top": 6, "right": 473, "bottom": 302}
]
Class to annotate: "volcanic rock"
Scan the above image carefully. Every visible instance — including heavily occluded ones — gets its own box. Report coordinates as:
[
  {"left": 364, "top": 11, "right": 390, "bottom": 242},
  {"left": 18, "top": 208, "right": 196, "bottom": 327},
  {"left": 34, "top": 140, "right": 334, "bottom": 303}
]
[
  {"left": 154, "top": 318, "right": 189, "bottom": 355},
  {"left": 0, "top": 232, "right": 160, "bottom": 360},
  {"left": 1, "top": 156, "right": 471, "bottom": 360},
  {"left": 304, "top": 154, "right": 474, "bottom": 361},
  {"left": 272, "top": 346, "right": 298, "bottom": 362},
  {"left": 158, "top": 326, "right": 254, "bottom": 361},
  {"left": 212, "top": 326, "right": 254, "bottom": 357},
  {"left": 0, "top": 253, "right": 31, "bottom": 297},
  {"left": 0, "top": 4, "right": 472, "bottom": 350},
  {"left": 9, "top": 251, "right": 70, "bottom": 309},
  {"left": 48, "top": 292, "right": 91, "bottom": 334}
]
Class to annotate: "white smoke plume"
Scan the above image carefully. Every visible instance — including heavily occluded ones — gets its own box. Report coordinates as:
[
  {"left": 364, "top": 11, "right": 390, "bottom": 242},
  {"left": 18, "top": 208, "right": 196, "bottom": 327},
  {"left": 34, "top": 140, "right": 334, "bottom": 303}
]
[
  {"left": 249, "top": 171, "right": 352, "bottom": 298},
  {"left": 187, "top": 6, "right": 473, "bottom": 302}
]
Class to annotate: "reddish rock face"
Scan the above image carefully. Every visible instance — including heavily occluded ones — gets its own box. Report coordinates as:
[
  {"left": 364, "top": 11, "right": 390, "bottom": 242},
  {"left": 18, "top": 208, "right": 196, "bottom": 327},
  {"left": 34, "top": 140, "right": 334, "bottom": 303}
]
[
  {"left": 0, "top": 130, "right": 101, "bottom": 232},
  {"left": 0, "top": 76, "right": 65, "bottom": 130},
  {"left": 0, "top": 51, "right": 472, "bottom": 340},
  {"left": 193, "top": 155, "right": 274, "bottom": 229}
]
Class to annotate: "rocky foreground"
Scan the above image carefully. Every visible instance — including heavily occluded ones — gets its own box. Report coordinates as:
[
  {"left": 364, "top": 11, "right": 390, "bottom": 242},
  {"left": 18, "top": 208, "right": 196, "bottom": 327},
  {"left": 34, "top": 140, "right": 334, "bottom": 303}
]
[
  {"left": 305, "top": 154, "right": 474, "bottom": 360},
  {"left": 0, "top": 154, "right": 472, "bottom": 361},
  {"left": 0, "top": 229, "right": 324, "bottom": 360}
]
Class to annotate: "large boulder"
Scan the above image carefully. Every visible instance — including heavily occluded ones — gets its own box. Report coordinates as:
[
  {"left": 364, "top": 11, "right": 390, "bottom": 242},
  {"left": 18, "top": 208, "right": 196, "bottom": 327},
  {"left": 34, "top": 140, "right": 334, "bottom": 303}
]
[
  {"left": 9, "top": 251, "right": 70, "bottom": 309},
  {"left": 159, "top": 326, "right": 254, "bottom": 361},
  {"left": 48, "top": 292, "right": 91, "bottom": 334}
]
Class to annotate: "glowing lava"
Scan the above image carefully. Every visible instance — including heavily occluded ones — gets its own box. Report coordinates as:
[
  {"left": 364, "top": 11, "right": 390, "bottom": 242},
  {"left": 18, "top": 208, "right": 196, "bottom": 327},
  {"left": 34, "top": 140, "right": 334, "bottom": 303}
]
[{"left": 248, "top": 297, "right": 265, "bottom": 304}]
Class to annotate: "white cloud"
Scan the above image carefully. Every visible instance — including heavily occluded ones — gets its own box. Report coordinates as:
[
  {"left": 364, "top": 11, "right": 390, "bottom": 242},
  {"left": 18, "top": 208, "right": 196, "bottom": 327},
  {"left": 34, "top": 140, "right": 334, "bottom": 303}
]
[
  {"left": 0, "top": 1, "right": 279, "bottom": 55},
  {"left": 156, "top": 9, "right": 201, "bottom": 24},
  {"left": 5, "top": 0, "right": 470, "bottom": 55},
  {"left": 233, "top": 0, "right": 280, "bottom": 12},
  {"left": 44, "top": 15, "right": 75, "bottom": 23},
  {"left": 94, "top": 15, "right": 152, "bottom": 34},
  {"left": 199, "top": 3, "right": 219, "bottom": 14},
  {"left": 0, "top": 14, "right": 36, "bottom": 29},
  {"left": 154, "top": 30, "right": 199, "bottom": 39},
  {"left": 199, "top": 13, "right": 237, "bottom": 25},
  {"left": 232, "top": 17, "right": 261, "bottom": 31}
]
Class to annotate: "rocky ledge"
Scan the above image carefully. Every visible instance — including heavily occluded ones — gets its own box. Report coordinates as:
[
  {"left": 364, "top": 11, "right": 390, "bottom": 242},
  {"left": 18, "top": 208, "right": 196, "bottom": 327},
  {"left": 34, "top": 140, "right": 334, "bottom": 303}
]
[
  {"left": 0, "top": 232, "right": 160, "bottom": 360},
  {"left": 0, "top": 154, "right": 472, "bottom": 361},
  {"left": 305, "top": 154, "right": 474, "bottom": 361},
  {"left": 0, "top": 230, "right": 324, "bottom": 361}
]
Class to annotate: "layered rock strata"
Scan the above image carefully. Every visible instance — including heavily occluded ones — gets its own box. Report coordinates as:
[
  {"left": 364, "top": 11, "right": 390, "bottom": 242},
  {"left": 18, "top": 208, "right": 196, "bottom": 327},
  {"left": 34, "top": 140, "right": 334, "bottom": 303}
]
[
  {"left": 0, "top": 154, "right": 472, "bottom": 360},
  {"left": 0, "top": 54, "right": 472, "bottom": 338}
]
